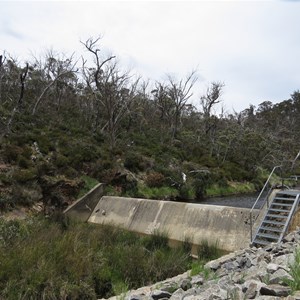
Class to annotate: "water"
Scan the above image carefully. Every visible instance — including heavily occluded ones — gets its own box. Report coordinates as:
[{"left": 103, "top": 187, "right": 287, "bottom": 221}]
[{"left": 193, "top": 193, "right": 265, "bottom": 209}]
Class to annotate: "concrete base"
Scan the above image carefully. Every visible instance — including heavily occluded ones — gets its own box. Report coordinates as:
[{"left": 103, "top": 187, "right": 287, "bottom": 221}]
[{"left": 88, "top": 196, "right": 259, "bottom": 252}]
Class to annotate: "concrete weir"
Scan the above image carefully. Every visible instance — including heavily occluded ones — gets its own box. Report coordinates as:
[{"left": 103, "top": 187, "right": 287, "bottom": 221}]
[{"left": 88, "top": 196, "right": 258, "bottom": 252}]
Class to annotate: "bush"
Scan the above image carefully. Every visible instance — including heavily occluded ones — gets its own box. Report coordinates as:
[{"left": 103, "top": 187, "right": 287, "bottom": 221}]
[
  {"left": 178, "top": 184, "right": 194, "bottom": 201},
  {"left": 17, "top": 156, "right": 31, "bottom": 169},
  {"left": 54, "top": 154, "right": 70, "bottom": 168},
  {"left": 145, "top": 172, "right": 165, "bottom": 188},
  {"left": 124, "top": 152, "right": 145, "bottom": 172},
  {"left": 2, "top": 144, "right": 22, "bottom": 163},
  {"left": 11, "top": 185, "right": 42, "bottom": 207},
  {"left": 0, "top": 195, "right": 15, "bottom": 212},
  {"left": 13, "top": 168, "right": 38, "bottom": 183}
]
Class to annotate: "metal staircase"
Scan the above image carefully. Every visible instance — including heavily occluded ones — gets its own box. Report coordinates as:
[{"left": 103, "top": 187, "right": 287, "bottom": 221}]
[{"left": 252, "top": 190, "right": 300, "bottom": 247}]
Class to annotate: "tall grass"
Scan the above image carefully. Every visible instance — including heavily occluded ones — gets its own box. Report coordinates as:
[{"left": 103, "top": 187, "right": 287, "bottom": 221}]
[
  {"left": 0, "top": 217, "right": 195, "bottom": 300},
  {"left": 285, "top": 247, "right": 300, "bottom": 293}
]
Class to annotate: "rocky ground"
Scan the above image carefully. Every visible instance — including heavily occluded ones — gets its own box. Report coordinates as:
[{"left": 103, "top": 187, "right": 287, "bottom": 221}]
[{"left": 104, "top": 230, "right": 300, "bottom": 300}]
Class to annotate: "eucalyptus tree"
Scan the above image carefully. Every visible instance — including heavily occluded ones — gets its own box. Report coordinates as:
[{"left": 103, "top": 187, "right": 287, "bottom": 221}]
[
  {"left": 31, "top": 50, "right": 78, "bottom": 115},
  {"left": 200, "top": 81, "right": 224, "bottom": 135},
  {"left": 81, "top": 37, "right": 140, "bottom": 149},
  {"left": 151, "top": 71, "right": 197, "bottom": 141},
  {"left": 166, "top": 71, "right": 198, "bottom": 140}
]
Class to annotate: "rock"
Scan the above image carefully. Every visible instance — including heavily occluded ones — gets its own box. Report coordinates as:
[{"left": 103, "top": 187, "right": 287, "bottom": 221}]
[
  {"left": 151, "top": 290, "right": 172, "bottom": 300},
  {"left": 180, "top": 279, "right": 192, "bottom": 291},
  {"left": 205, "top": 260, "right": 220, "bottom": 270},
  {"left": 129, "top": 295, "right": 147, "bottom": 300},
  {"left": 283, "top": 232, "right": 296, "bottom": 243},
  {"left": 223, "top": 261, "right": 238, "bottom": 271},
  {"left": 243, "top": 280, "right": 265, "bottom": 299},
  {"left": 105, "top": 229, "right": 300, "bottom": 300},
  {"left": 291, "top": 291, "right": 300, "bottom": 300},
  {"left": 160, "top": 283, "right": 179, "bottom": 293},
  {"left": 190, "top": 275, "right": 204, "bottom": 286},
  {"left": 244, "top": 281, "right": 259, "bottom": 299},
  {"left": 231, "top": 272, "right": 245, "bottom": 284},
  {"left": 260, "top": 284, "right": 291, "bottom": 297},
  {"left": 269, "top": 268, "right": 292, "bottom": 284},
  {"left": 169, "top": 288, "right": 184, "bottom": 300},
  {"left": 266, "top": 263, "right": 279, "bottom": 274},
  {"left": 227, "top": 286, "right": 244, "bottom": 300}
]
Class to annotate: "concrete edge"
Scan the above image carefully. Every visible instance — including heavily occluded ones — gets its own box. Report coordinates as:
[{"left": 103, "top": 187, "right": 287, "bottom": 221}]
[{"left": 64, "top": 182, "right": 105, "bottom": 222}]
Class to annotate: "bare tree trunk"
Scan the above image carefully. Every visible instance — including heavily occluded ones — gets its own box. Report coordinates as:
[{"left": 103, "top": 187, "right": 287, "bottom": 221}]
[
  {"left": 6, "top": 63, "right": 29, "bottom": 134},
  {"left": 32, "top": 71, "right": 72, "bottom": 115}
]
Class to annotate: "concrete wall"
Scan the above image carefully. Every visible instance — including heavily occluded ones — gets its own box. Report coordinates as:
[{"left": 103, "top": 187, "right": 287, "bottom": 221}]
[
  {"left": 64, "top": 183, "right": 105, "bottom": 222},
  {"left": 88, "top": 196, "right": 259, "bottom": 252}
]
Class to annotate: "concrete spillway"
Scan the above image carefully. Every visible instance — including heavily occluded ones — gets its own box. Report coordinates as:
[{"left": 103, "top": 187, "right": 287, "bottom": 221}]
[
  {"left": 88, "top": 196, "right": 258, "bottom": 252},
  {"left": 64, "top": 184, "right": 259, "bottom": 252}
]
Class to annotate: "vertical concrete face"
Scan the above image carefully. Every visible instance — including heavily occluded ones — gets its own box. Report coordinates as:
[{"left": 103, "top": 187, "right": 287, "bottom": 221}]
[
  {"left": 64, "top": 183, "right": 104, "bottom": 222},
  {"left": 88, "top": 196, "right": 259, "bottom": 252}
]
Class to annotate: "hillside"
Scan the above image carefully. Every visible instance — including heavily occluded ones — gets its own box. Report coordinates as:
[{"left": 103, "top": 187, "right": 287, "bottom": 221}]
[{"left": 0, "top": 46, "right": 300, "bottom": 214}]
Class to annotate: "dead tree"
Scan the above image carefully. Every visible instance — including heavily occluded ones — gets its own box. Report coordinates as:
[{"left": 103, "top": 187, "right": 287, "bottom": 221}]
[
  {"left": 166, "top": 70, "right": 197, "bottom": 139},
  {"left": 6, "top": 63, "right": 29, "bottom": 133},
  {"left": 31, "top": 51, "right": 78, "bottom": 115},
  {"left": 81, "top": 37, "right": 140, "bottom": 150},
  {"left": 200, "top": 81, "right": 224, "bottom": 135}
]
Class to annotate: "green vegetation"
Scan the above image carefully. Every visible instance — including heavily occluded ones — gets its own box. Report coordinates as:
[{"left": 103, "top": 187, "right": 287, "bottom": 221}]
[
  {"left": 0, "top": 217, "right": 200, "bottom": 299},
  {"left": 1, "top": 42, "right": 300, "bottom": 213},
  {"left": 285, "top": 247, "right": 300, "bottom": 293},
  {"left": 77, "top": 175, "right": 99, "bottom": 198},
  {"left": 206, "top": 182, "right": 256, "bottom": 197},
  {"left": 190, "top": 239, "right": 221, "bottom": 279}
]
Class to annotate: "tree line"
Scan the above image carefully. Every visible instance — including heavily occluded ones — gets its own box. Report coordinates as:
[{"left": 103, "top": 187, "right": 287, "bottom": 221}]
[{"left": 0, "top": 37, "right": 299, "bottom": 208}]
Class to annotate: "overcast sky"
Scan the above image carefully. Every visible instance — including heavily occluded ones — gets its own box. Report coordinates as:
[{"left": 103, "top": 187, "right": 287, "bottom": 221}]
[{"left": 1, "top": 0, "right": 300, "bottom": 113}]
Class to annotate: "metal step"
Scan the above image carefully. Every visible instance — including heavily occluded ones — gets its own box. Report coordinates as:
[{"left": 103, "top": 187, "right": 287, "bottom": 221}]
[
  {"left": 256, "top": 232, "right": 280, "bottom": 240},
  {"left": 266, "top": 214, "right": 288, "bottom": 219},
  {"left": 252, "top": 188, "right": 300, "bottom": 248},
  {"left": 273, "top": 197, "right": 295, "bottom": 201},
  {"left": 276, "top": 190, "right": 300, "bottom": 196},
  {"left": 271, "top": 203, "right": 293, "bottom": 207},
  {"left": 268, "top": 208, "right": 290, "bottom": 213},
  {"left": 253, "top": 239, "right": 270, "bottom": 247},
  {"left": 262, "top": 220, "right": 286, "bottom": 226},
  {"left": 260, "top": 226, "right": 283, "bottom": 233}
]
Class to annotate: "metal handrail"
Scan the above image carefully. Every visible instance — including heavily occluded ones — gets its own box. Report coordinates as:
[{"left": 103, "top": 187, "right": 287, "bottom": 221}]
[{"left": 249, "top": 165, "right": 282, "bottom": 243}]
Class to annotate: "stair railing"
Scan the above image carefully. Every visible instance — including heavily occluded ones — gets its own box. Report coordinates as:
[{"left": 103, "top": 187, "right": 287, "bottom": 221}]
[{"left": 250, "top": 165, "right": 282, "bottom": 243}]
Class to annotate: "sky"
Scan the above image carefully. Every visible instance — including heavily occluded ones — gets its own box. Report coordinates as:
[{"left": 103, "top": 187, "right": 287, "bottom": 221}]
[{"left": 1, "top": 0, "right": 300, "bottom": 113}]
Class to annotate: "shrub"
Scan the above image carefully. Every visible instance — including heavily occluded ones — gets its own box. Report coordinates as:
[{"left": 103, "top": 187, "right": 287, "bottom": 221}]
[
  {"left": 2, "top": 144, "right": 22, "bottom": 163},
  {"left": 11, "top": 185, "right": 42, "bottom": 207},
  {"left": 54, "top": 154, "right": 70, "bottom": 168},
  {"left": 13, "top": 168, "right": 38, "bottom": 183},
  {"left": 124, "top": 152, "right": 145, "bottom": 172},
  {"left": 17, "top": 156, "right": 31, "bottom": 169},
  {"left": 145, "top": 172, "right": 165, "bottom": 188},
  {"left": 177, "top": 184, "right": 194, "bottom": 201},
  {"left": 0, "top": 195, "right": 15, "bottom": 212}
]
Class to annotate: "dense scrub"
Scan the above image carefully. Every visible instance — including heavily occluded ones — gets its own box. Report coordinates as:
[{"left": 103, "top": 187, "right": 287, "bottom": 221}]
[
  {"left": 0, "top": 217, "right": 221, "bottom": 299},
  {"left": 0, "top": 43, "right": 300, "bottom": 212}
]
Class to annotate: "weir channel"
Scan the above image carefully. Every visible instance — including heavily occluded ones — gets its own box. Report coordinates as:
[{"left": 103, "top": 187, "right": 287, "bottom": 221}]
[{"left": 65, "top": 184, "right": 261, "bottom": 252}]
